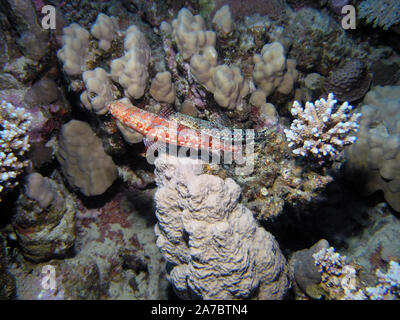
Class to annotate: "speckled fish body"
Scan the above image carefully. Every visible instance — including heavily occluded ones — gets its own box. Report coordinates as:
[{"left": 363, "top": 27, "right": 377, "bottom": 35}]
[
  {"left": 108, "top": 101, "right": 242, "bottom": 153},
  {"left": 171, "top": 112, "right": 274, "bottom": 143}
]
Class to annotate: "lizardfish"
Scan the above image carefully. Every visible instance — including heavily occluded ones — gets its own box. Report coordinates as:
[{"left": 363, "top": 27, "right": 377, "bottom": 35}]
[{"left": 108, "top": 100, "right": 273, "bottom": 153}]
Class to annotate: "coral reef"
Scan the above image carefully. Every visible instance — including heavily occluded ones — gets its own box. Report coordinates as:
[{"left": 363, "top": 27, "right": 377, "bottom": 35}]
[
  {"left": 153, "top": 153, "right": 290, "bottom": 299},
  {"left": 56, "top": 120, "right": 117, "bottom": 197},
  {"left": 345, "top": 86, "right": 400, "bottom": 212},
  {"left": 0, "top": 0, "right": 399, "bottom": 303},
  {"left": 284, "top": 94, "right": 361, "bottom": 162},
  {"left": 235, "top": 131, "right": 334, "bottom": 220}
]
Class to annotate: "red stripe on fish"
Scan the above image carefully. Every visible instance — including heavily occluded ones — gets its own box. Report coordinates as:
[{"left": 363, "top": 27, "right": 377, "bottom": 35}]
[{"left": 108, "top": 100, "right": 241, "bottom": 153}]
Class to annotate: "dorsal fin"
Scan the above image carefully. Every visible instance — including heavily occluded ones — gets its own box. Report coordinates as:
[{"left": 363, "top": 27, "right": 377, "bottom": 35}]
[{"left": 158, "top": 104, "right": 176, "bottom": 119}]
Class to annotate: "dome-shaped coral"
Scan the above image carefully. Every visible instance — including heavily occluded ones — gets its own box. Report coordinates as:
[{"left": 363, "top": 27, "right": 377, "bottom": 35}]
[{"left": 324, "top": 59, "right": 372, "bottom": 102}]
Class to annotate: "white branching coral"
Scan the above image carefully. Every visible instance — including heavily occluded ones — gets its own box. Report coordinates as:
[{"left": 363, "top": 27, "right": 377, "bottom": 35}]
[
  {"left": 284, "top": 93, "right": 361, "bottom": 160},
  {"left": 366, "top": 261, "right": 400, "bottom": 300},
  {"left": 0, "top": 100, "right": 31, "bottom": 199},
  {"left": 313, "top": 246, "right": 400, "bottom": 300},
  {"left": 313, "top": 247, "right": 346, "bottom": 275},
  {"left": 313, "top": 247, "right": 367, "bottom": 300}
]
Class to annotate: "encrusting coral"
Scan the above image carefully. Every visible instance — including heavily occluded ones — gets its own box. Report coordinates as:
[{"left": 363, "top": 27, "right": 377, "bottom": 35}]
[{"left": 153, "top": 153, "right": 290, "bottom": 300}]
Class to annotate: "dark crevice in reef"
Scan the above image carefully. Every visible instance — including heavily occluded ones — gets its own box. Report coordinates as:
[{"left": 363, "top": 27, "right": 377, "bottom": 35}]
[{"left": 261, "top": 168, "right": 384, "bottom": 256}]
